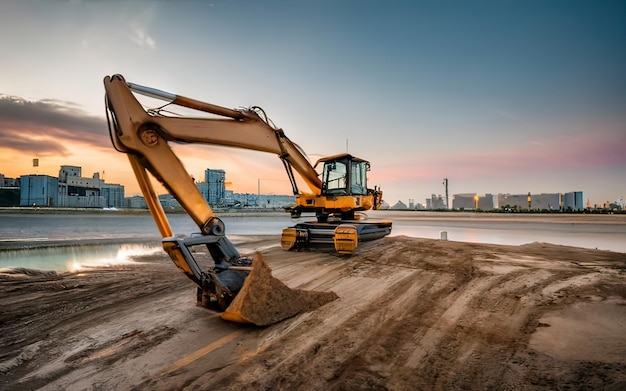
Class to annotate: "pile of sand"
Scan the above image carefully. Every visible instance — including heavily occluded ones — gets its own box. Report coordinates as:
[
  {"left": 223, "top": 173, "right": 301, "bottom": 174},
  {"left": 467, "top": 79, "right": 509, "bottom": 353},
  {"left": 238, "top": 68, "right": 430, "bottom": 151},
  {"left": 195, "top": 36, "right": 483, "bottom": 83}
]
[{"left": 221, "top": 252, "right": 338, "bottom": 326}]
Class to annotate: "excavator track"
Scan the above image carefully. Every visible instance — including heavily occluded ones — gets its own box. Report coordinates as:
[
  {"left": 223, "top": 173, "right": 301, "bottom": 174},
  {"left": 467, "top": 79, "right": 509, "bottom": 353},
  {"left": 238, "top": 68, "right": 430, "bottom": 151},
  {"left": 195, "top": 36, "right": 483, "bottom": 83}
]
[{"left": 281, "top": 220, "right": 392, "bottom": 254}]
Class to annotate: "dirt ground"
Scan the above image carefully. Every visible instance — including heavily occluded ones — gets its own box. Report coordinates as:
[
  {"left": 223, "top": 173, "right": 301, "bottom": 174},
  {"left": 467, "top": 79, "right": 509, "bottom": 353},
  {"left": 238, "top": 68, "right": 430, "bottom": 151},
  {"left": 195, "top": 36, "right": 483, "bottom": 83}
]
[{"left": 1, "top": 235, "right": 625, "bottom": 391}]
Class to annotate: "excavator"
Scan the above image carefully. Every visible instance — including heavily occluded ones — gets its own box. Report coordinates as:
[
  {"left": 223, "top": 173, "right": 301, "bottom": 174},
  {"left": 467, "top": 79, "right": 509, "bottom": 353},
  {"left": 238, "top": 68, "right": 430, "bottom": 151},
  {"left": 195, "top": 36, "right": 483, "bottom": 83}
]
[{"left": 103, "top": 74, "right": 392, "bottom": 325}]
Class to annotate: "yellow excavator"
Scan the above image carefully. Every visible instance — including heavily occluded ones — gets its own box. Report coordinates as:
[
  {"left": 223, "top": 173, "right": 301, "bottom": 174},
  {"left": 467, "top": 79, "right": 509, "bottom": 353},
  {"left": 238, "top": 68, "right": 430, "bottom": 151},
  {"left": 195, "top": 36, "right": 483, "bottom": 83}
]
[{"left": 103, "top": 74, "right": 391, "bottom": 325}]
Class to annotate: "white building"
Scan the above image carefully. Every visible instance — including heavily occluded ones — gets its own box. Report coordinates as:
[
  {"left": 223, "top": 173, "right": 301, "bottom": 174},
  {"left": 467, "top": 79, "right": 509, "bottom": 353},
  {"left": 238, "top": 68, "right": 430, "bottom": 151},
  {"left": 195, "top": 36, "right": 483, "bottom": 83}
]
[{"left": 57, "top": 166, "right": 104, "bottom": 208}]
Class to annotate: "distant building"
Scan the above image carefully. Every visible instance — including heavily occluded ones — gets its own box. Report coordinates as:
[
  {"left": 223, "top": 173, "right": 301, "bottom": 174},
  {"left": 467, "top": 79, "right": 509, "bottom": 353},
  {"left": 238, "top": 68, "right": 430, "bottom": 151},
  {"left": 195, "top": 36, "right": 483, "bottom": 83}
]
[
  {"left": 223, "top": 190, "right": 236, "bottom": 207},
  {"left": 498, "top": 193, "right": 561, "bottom": 211},
  {"left": 426, "top": 194, "right": 446, "bottom": 209},
  {"left": 391, "top": 200, "right": 408, "bottom": 209},
  {"left": 57, "top": 166, "right": 104, "bottom": 208},
  {"left": 16, "top": 166, "right": 125, "bottom": 208},
  {"left": 531, "top": 193, "right": 562, "bottom": 211},
  {"left": 159, "top": 194, "right": 182, "bottom": 211},
  {"left": 563, "top": 191, "right": 584, "bottom": 211},
  {"left": 451, "top": 193, "right": 494, "bottom": 210},
  {"left": 479, "top": 194, "right": 494, "bottom": 210},
  {"left": 101, "top": 183, "right": 125, "bottom": 208},
  {"left": 0, "top": 174, "right": 20, "bottom": 188},
  {"left": 125, "top": 189, "right": 294, "bottom": 211},
  {"left": 235, "top": 192, "right": 293, "bottom": 209},
  {"left": 232, "top": 193, "right": 258, "bottom": 207},
  {"left": 126, "top": 195, "right": 147, "bottom": 209},
  {"left": 498, "top": 193, "right": 527, "bottom": 210},
  {"left": 254, "top": 194, "right": 295, "bottom": 209},
  {"left": 452, "top": 193, "right": 477, "bottom": 209},
  {"left": 0, "top": 174, "right": 20, "bottom": 206},
  {"left": 20, "top": 175, "right": 58, "bottom": 206},
  {"left": 195, "top": 168, "right": 294, "bottom": 209},
  {"left": 202, "top": 168, "right": 226, "bottom": 207}
]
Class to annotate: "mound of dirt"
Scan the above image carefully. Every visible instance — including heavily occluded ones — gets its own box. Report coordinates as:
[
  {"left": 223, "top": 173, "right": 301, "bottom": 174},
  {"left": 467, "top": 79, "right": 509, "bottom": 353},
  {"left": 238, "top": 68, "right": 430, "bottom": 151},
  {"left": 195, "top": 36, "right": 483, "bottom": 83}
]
[{"left": 222, "top": 252, "right": 338, "bottom": 326}]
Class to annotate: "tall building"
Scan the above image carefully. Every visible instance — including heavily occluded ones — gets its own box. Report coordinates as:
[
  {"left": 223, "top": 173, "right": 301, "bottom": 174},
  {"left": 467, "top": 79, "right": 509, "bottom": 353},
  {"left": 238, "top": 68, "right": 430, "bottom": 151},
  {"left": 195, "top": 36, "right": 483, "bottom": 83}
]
[
  {"left": 563, "top": 191, "right": 584, "bottom": 211},
  {"left": 198, "top": 168, "right": 226, "bottom": 207},
  {"left": 20, "top": 175, "right": 58, "bottom": 206}
]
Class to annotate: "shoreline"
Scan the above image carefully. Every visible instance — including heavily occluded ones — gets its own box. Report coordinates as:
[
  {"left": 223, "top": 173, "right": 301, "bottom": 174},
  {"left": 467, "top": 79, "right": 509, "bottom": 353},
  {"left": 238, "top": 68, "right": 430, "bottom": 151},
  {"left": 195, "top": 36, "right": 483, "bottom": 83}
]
[{"left": 2, "top": 206, "right": 624, "bottom": 217}]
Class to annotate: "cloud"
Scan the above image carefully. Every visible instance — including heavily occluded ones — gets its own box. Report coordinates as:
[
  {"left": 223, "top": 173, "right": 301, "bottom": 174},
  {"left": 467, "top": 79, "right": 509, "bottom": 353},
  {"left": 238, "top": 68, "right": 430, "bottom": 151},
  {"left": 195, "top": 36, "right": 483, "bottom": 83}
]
[
  {"left": 127, "top": 4, "right": 157, "bottom": 49},
  {"left": 128, "top": 26, "right": 156, "bottom": 49},
  {"left": 0, "top": 95, "right": 110, "bottom": 156}
]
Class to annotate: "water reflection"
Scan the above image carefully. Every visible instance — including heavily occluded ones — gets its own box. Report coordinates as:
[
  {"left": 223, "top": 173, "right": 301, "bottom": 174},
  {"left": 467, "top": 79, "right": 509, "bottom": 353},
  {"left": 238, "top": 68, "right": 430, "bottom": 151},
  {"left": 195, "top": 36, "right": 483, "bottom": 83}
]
[
  {"left": 0, "top": 244, "right": 162, "bottom": 273},
  {"left": 388, "top": 220, "right": 626, "bottom": 253}
]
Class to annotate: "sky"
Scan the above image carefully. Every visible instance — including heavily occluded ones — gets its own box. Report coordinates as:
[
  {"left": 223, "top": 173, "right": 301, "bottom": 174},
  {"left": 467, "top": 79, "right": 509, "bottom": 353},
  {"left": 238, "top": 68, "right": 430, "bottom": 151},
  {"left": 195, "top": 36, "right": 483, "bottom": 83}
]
[{"left": 1, "top": 0, "right": 625, "bottom": 206}]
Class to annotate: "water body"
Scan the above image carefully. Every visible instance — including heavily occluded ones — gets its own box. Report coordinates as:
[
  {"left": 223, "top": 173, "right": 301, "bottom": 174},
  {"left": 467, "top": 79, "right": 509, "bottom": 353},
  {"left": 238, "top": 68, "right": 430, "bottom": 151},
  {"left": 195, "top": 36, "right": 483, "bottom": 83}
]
[
  {"left": 1, "top": 211, "right": 624, "bottom": 272},
  {"left": 0, "top": 243, "right": 162, "bottom": 273},
  {"left": 389, "top": 217, "right": 626, "bottom": 253}
]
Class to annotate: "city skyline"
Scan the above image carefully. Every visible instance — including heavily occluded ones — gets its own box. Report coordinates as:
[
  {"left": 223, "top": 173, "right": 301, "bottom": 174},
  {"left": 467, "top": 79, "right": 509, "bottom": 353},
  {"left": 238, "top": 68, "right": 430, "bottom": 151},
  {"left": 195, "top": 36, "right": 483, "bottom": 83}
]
[
  {"left": 1, "top": 1, "right": 624, "bottom": 206},
  {"left": 3, "top": 163, "right": 598, "bottom": 210}
]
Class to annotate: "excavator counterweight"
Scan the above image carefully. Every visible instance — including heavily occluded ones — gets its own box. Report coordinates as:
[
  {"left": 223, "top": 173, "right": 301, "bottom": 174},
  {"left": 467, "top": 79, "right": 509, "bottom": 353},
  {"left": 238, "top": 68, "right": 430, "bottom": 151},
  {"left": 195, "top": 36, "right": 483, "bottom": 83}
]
[{"left": 103, "top": 74, "right": 390, "bottom": 324}]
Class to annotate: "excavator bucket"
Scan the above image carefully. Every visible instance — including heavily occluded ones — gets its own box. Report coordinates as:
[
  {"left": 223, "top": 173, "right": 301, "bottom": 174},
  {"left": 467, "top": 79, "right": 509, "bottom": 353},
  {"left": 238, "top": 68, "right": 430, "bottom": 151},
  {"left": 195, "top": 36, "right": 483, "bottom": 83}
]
[{"left": 221, "top": 252, "right": 338, "bottom": 326}]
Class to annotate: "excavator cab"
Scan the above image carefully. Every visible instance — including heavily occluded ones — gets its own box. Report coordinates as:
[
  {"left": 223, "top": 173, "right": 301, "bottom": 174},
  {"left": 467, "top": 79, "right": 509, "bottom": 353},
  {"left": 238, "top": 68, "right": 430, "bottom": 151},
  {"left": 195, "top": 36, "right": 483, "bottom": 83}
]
[
  {"left": 320, "top": 155, "right": 369, "bottom": 197},
  {"left": 286, "top": 153, "right": 383, "bottom": 221}
]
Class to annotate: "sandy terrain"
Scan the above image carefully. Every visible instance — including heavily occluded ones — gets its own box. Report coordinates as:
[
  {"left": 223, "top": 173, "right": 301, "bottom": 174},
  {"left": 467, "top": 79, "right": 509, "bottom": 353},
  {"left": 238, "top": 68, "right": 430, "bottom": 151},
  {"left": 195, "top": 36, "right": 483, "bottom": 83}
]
[{"left": 1, "top": 235, "right": 625, "bottom": 390}]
